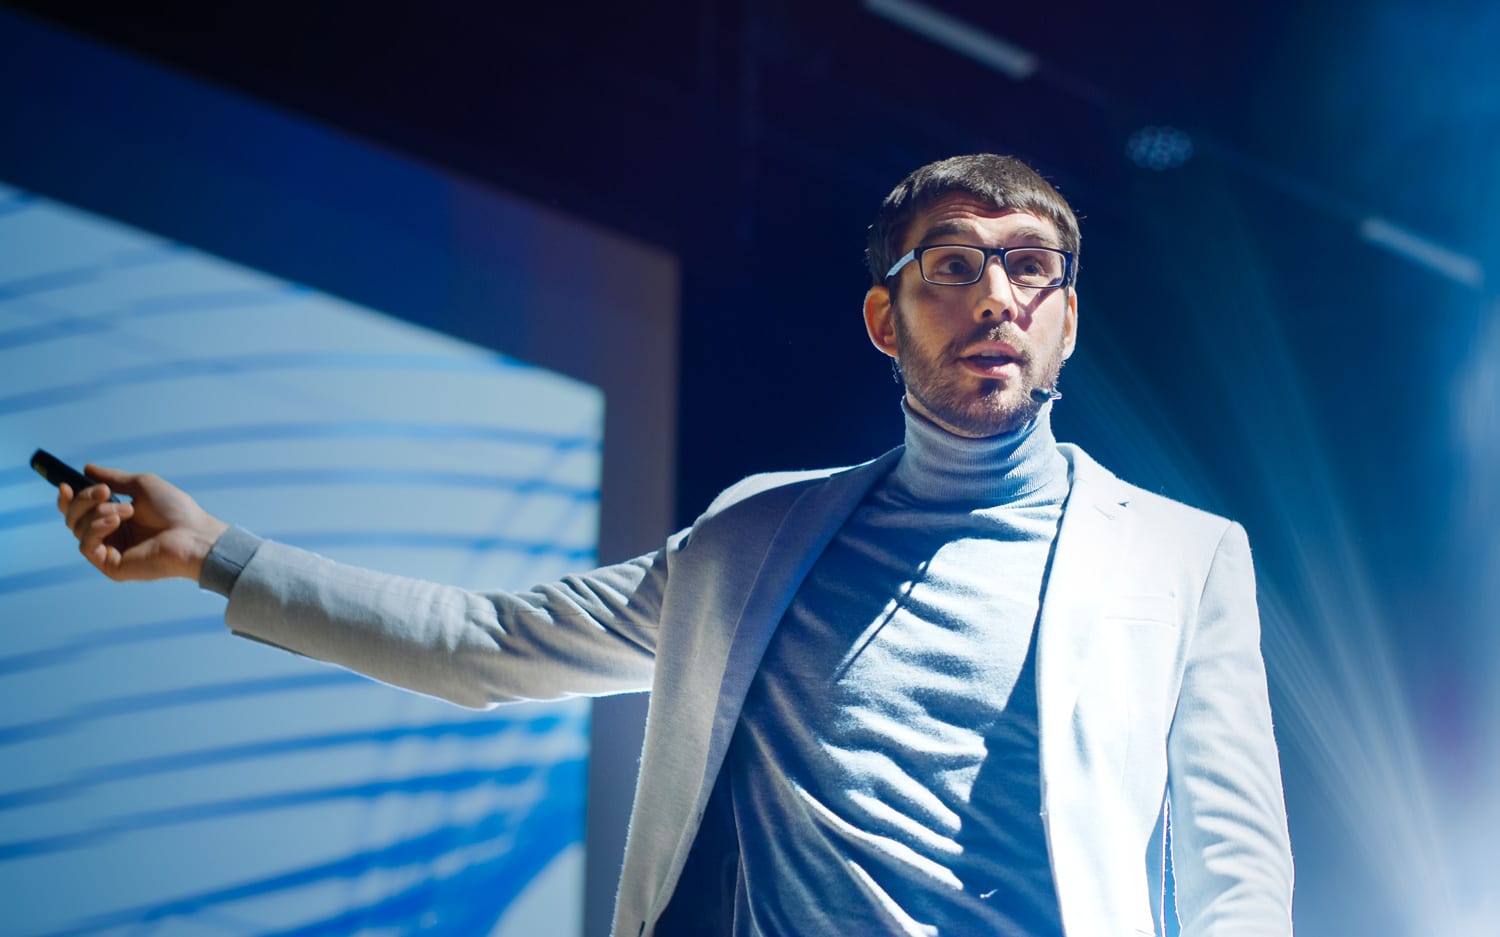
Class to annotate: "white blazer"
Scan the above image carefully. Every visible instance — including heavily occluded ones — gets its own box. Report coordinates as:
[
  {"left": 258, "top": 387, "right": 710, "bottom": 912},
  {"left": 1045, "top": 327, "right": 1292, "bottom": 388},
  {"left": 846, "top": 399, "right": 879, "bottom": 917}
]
[{"left": 225, "top": 443, "right": 1293, "bottom": 936}]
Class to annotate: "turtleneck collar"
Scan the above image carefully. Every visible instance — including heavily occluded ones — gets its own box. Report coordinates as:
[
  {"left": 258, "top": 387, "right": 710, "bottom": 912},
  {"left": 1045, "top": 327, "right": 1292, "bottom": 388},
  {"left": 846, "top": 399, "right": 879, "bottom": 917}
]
[{"left": 888, "top": 398, "right": 1069, "bottom": 506}]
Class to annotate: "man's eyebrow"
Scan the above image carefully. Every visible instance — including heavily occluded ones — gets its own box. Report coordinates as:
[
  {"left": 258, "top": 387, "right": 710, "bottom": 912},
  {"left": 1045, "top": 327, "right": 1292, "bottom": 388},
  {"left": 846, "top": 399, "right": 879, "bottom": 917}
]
[{"left": 917, "top": 220, "right": 1062, "bottom": 248}]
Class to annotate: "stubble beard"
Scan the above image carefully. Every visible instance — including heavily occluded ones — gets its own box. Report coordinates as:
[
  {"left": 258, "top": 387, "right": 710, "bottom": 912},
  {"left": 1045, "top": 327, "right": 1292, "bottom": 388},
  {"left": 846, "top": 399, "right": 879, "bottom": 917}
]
[{"left": 891, "top": 306, "right": 1066, "bottom": 438}]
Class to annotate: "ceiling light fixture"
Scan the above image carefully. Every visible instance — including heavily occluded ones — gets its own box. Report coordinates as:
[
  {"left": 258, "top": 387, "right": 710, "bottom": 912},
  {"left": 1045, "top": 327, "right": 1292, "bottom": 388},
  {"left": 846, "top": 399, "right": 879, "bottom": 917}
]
[{"left": 1359, "top": 217, "right": 1484, "bottom": 289}]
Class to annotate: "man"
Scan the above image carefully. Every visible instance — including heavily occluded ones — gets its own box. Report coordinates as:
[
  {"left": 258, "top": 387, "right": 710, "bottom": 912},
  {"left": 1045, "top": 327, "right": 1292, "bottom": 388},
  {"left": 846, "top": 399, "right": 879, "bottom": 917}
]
[{"left": 59, "top": 154, "right": 1294, "bottom": 936}]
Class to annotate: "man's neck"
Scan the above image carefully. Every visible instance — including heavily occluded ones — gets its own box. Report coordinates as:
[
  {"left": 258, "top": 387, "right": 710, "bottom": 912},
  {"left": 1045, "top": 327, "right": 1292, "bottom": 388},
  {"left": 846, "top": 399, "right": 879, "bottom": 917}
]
[{"left": 890, "top": 398, "right": 1067, "bottom": 506}]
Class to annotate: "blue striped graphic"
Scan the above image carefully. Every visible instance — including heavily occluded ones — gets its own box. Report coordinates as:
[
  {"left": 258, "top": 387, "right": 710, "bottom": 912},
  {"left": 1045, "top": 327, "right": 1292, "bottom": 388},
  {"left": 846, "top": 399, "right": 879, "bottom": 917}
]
[{"left": 1, "top": 181, "right": 601, "bottom": 935}]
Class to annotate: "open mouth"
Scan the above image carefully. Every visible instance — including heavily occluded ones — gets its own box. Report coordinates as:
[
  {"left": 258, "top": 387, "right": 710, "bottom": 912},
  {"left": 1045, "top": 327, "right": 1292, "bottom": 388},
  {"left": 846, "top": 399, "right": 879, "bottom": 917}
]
[
  {"left": 967, "top": 353, "right": 1015, "bottom": 366},
  {"left": 962, "top": 353, "right": 1020, "bottom": 376}
]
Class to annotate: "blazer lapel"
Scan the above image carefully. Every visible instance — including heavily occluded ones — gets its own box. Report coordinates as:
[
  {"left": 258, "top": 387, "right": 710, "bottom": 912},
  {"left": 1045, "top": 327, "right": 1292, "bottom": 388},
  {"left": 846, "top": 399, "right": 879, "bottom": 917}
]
[
  {"left": 698, "top": 447, "right": 903, "bottom": 792},
  {"left": 1033, "top": 443, "right": 1137, "bottom": 929},
  {"left": 1035, "top": 444, "right": 1135, "bottom": 740}
]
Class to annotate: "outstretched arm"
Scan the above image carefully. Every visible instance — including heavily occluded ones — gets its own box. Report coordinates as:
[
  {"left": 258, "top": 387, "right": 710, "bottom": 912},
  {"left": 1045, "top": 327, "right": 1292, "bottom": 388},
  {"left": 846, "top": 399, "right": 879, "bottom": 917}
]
[{"left": 56, "top": 463, "right": 665, "bottom": 707}]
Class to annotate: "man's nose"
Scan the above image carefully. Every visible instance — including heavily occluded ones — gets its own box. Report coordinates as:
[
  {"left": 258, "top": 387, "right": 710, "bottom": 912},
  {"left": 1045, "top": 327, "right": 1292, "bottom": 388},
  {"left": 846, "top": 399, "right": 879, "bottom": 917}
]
[{"left": 974, "top": 256, "right": 1016, "bottom": 322}]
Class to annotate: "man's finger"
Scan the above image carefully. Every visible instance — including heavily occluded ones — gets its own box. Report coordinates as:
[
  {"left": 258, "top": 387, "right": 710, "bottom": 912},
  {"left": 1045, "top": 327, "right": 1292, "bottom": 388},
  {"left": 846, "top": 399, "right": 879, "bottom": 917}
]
[
  {"left": 70, "top": 490, "right": 130, "bottom": 539},
  {"left": 68, "top": 491, "right": 105, "bottom": 540},
  {"left": 78, "top": 511, "right": 122, "bottom": 554},
  {"left": 81, "top": 537, "right": 108, "bottom": 571}
]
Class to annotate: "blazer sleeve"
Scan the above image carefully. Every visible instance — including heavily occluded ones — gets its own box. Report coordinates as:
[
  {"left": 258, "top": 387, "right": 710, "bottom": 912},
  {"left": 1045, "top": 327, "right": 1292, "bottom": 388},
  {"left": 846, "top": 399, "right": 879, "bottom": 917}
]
[
  {"left": 1167, "top": 521, "right": 1295, "bottom": 935},
  {"left": 222, "top": 531, "right": 681, "bottom": 709}
]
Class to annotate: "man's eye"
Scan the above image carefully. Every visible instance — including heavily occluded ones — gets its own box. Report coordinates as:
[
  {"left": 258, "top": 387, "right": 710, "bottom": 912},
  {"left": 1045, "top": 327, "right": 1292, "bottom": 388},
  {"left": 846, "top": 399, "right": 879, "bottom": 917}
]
[
  {"left": 926, "top": 250, "right": 978, "bottom": 280},
  {"left": 1007, "top": 249, "right": 1063, "bottom": 284}
]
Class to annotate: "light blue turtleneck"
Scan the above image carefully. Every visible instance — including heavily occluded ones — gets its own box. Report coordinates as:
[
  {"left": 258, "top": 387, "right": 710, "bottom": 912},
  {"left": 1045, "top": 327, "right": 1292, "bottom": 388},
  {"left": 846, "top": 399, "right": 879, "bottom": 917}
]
[{"left": 726, "top": 400, "right": 1071, "bottom": 937}]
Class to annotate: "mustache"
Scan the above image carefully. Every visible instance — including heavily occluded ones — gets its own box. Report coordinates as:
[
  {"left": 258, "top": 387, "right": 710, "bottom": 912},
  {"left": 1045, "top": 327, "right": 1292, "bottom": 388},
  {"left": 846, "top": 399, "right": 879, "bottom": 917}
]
[{"left": 947, "top": 324, "right": 1032, "bottom": 363}]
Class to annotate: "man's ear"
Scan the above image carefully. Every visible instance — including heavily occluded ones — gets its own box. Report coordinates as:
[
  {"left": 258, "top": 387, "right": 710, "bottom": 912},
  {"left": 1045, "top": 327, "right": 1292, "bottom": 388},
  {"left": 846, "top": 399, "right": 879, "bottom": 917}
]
[
  {"left": 864, "top": 284, "right": 899, "bottom": 359},
  {"left": 1061, "top": 288, "right": 1079, "bottom": 360}
]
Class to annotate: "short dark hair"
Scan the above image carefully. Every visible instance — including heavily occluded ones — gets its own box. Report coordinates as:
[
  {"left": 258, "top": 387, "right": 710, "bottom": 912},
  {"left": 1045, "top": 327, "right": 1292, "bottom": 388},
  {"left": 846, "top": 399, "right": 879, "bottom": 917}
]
[{"left": 865, "top": 154, "right": 1081, "bottom": 286}]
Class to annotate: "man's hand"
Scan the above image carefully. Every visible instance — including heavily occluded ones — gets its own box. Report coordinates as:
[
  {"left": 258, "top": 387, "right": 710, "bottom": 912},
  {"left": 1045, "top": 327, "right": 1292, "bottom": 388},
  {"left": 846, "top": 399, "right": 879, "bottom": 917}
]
[{"left": 57, "top": 465, "right": 230, "bottom": 583}]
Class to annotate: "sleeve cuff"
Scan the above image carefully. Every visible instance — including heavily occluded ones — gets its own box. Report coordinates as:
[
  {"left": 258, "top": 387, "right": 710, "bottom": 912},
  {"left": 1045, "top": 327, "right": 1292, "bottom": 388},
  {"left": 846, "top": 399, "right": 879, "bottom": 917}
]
[{"left": 199, "top": 525, "right": 264, "bottom": 597}]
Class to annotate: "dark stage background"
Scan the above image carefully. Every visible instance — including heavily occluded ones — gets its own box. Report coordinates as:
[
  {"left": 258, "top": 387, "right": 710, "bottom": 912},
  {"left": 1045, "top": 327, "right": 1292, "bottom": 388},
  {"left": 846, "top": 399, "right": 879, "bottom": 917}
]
[{"left": 4, "top": 2, "right": 1497, "bottom": 934}]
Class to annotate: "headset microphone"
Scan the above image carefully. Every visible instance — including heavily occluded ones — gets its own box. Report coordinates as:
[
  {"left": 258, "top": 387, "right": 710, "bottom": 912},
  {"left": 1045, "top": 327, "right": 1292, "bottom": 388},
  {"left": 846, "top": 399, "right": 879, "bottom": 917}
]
[{"left": 1030, "top": 387, "right": 1062, "bottom": 403}]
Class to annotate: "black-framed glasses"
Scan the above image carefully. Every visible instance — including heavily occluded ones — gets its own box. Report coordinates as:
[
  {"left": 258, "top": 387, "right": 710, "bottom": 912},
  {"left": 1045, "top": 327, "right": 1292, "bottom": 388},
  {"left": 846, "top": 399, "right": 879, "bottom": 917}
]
[{"left": 885, "top": 244, "right": 1075, "bottom": 290}]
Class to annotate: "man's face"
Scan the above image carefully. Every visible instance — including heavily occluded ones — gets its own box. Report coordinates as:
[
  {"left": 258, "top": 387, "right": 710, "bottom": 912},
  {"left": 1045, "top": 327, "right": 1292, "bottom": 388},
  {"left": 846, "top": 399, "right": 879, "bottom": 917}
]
[{"left": 864, "top": 195, "right": 1078, "bottom": 438}]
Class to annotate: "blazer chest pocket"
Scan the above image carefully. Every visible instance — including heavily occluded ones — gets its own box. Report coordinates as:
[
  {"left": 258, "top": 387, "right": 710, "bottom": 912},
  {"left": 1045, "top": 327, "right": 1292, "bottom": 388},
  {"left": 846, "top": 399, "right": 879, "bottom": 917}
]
[
  {"left": 1101, "top": 593, "right": 1177, "bottom": 627},
  {"left": 1087, "top": 593, "right": 1184, "bottom": 770}
]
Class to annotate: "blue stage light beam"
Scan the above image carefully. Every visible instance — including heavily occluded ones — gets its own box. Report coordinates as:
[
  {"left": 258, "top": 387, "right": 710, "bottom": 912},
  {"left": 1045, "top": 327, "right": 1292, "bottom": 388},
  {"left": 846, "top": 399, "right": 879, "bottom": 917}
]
[
  {"left": 1163, "top": 183, "right": 1490, "bottom": 936},
  {"left": 1066, "top": 168, "right": 1495, "bottom": 934}
]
